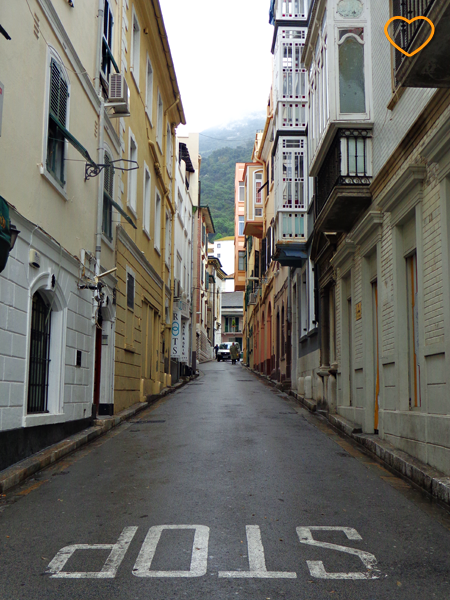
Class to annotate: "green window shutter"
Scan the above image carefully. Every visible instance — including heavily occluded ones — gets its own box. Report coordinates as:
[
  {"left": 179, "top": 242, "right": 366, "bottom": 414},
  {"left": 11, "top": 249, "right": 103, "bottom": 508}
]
[
  {"left": 225, "top": 318, "right": 229, "bottom": 333},
  {"left": 50, "top": 59, "right": 69, "bottom": 125}
]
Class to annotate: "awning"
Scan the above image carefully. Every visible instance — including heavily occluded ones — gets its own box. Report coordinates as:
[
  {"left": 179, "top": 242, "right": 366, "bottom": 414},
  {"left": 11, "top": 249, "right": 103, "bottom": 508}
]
[
  {"left": 273, "top": 243, "right": 308, "bottom": 267},
  {"left": 110, "top": 199, "right": 137, "bottom": 229},
  {"left": 50, "top": 114, "right": 97, "bottom": 167}
]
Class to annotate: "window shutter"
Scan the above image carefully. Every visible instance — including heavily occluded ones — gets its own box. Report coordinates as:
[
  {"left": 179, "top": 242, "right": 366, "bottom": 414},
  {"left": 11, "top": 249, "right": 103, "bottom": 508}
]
[{"left": 50, "top": 59, "right": 68, "bottom": 126}]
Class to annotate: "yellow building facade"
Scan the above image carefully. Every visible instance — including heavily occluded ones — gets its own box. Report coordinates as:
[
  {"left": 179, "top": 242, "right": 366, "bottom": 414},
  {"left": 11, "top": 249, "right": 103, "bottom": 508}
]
[{"left": 113, "top": 0, "right": 186, "bottom": 411}]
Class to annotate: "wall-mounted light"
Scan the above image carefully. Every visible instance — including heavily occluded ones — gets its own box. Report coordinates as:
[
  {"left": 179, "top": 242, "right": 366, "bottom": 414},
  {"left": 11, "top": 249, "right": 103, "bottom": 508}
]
[
  {"left": 9, "top": 224, "right": 20, "bottom": 252},
  {"left": 68, "top": 0, "right": 74, "bottom": 7}
]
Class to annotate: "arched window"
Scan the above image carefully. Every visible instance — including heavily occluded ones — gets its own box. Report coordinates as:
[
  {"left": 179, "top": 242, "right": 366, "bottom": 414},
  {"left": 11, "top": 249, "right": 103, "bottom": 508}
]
[
  {"left": 28, "top": 292, "right": 52, "bottom": 413},
  {"left": 102, "top": 152, "right": 114, "bottom": 240},
  {"left": 46, "top": 51, "right": 70, "bottom": 186},
  {"left": 338, "top": 31, "right": 365, "bottom": 114}
]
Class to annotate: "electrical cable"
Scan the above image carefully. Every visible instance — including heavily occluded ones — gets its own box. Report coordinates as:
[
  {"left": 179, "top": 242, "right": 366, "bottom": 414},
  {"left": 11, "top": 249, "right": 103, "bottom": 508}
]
[{"left": 24, "top": 0, "right": 88, "bottom": 75}]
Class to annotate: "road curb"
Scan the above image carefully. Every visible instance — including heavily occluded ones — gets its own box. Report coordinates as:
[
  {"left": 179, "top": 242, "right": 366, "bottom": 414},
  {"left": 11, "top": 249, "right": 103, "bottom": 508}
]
[
  {"left": 244, "top": 365, "right": 450, "bottom": 510},
  {"left": 0, "top": 374, "right": 198, "bottom": 494}
]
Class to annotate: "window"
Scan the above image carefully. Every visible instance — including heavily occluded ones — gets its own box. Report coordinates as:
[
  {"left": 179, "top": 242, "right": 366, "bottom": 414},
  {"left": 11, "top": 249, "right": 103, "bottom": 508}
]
[
  {"left": 127, "top": 271, "right": 135, "bottom": 310},
  {"left": 157, "top": 91, "right": 163, "bottom": 150},
  {"left": 238, "top": 216, "right": 244, "bottom": 236},
  {"left": 166, "top": 123, "right": 172, "bottom": 177},
  {"left": 102, "top": 153, "right": 114, "bottom": 240},
  {"left": 145, "top": 56, "right": 153, "bottom": 122},
  {"left": 280, "top": 103, "right": 306, "bottom": 128},
  {"left": 255, "top": 172, "right": 263, "bottom": 205},
  {"left": 238, "top": 251, "right": 245, "bottom": 271},
  {"left": 101, "top": 0, "right": 114, "bottom": 83},
  {"left": 46, "top": 56, "right": 69, "bottom": 186},
  {"left": 281, "top": 42, "right": 306, "bottom": 100},
  {"left": 154, "top": 190, "right": 161, "bottom": 251},
  {"left": 217, "top": 253, "right": 221, "bottom": 258},
  {"left": 131, "top": 7, "right": 141, "bottom": 88},
  {"left": 239, "top": 182, "right": 245, "bottom": 202},
  {"left": 217, "top": 243, "right": 221, "bottom": 248},
  {"left": 143, "top": 164, "right": 151, "bottom": 237},
  {"left": 281, "top": 147, "right": 304, "bottom": 208},
  {"left": 165, "top": 211, "right": 171, "bottom": 267},
  {"left": 128, "top": 131, "right": 138, "bottom": 214},
  {"left": 338, "top": 30, "right": 365, "bottom": 114},
  {"left": 28, "top": 291, "right": 52, "bottom": 413}
]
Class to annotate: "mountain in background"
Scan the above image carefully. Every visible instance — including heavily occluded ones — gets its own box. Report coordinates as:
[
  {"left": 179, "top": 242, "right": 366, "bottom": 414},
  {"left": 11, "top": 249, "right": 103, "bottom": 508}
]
[
  {"left": 199, "top": 114, "right": 266, "bottom": 242},
  {"left": 200, "top": 140, "right": 254, "bottom": 241},
  {"left": 199, "top": 113, "right": 266, "bottom": 156}
]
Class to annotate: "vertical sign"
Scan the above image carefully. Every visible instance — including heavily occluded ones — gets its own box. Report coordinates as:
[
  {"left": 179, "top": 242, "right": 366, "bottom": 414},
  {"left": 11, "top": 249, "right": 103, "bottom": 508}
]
[
  {"left": 180, "top": 320, "right": 188, "bottom": 362},
  {"left": 0, "top": 81, "right": 4, "bottom": 136},
  {"left": 171, "top": 308, "right": 181, "bottom": 358}
]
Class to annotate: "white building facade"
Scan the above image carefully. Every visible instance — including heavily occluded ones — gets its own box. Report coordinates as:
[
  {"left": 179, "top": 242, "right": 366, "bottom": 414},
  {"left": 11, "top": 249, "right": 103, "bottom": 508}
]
[
  {"left": 0, "top": 0, "right": 120, "bottom": 469},
  {"left": 304, "top": 0, "right": 450, "bottom": 475}
]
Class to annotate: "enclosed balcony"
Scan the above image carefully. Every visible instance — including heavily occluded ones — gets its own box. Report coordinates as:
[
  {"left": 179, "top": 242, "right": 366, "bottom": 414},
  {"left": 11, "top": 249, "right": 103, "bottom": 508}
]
[
  {"left": 392, "top": 0, "right": 450, "bottom": 87},
  {"left": 315, "top": 129, "right": 372, "bottom": 234},
  {"left": 273, "top": 211, "right": 307, "bottom": 266}
]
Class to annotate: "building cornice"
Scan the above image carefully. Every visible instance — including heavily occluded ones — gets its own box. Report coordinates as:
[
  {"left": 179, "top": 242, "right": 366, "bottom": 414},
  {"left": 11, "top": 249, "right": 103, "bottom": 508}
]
[
  {"left": 330, "top": 239, "right": 356, "bottom": 278},
  {"left": 351, "top": 211, "right": 384, "bottom": 257}
]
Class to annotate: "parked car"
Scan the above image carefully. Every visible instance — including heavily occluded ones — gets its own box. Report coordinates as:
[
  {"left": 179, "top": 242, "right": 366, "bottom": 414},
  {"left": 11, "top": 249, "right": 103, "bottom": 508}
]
[{"left": 217, "top": 343, "right": 233, "bottom": 361}]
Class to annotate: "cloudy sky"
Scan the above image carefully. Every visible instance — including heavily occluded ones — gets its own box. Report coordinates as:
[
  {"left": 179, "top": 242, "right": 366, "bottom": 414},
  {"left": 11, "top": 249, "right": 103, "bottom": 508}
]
[{"left": 159, "top": 0, "right": 274, "bottom": 133}]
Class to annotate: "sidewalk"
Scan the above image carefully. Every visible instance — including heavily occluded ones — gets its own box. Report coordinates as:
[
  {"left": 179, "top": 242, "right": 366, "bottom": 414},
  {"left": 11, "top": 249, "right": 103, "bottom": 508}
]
[
  {"left": 0, "top": 374, "right": 198, "bottom": 494},
  {"left": 245, "top": 365, "right": 450, "bottom": 510}
]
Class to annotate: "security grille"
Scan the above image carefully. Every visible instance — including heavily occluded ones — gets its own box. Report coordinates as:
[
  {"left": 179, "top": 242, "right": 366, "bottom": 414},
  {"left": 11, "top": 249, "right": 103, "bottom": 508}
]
[{"left": 27, "top": 292, "right": 51, "bottom": 413}]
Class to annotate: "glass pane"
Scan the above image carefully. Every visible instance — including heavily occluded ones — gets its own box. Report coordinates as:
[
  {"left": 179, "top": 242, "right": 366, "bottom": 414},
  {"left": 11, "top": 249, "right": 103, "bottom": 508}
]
[
  {"left": 356, "top": 137, "right": 365, "bottom": 174},
  {"left": 339, "top": 37, "right": 365, "bottom": 114},
  {"left": 348, "top": 137, "right": 356, "bottom": 174}
]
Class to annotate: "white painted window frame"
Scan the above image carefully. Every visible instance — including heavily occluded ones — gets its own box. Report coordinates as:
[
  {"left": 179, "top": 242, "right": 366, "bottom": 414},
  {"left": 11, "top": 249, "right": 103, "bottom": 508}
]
[
  {"left": 127, "top": 128, "right": 138, "bottom": 216},
  {"left": 143, "top": 161, "right": 151, "bottom": 238},
  {"left": 156, "top": 90, "right": 163, "bottom": 152},
  {"left": 145, "top": 53, "right": 153, "bottom": 125},
  {"left": 41, "top": 46, "right": 71, "bottom": 198},
  {"left": 154, "top": 189, "right": 162, "bottom": 253},
  {"left": 130, "top": 5, "right": 141, "bottom": 90}
]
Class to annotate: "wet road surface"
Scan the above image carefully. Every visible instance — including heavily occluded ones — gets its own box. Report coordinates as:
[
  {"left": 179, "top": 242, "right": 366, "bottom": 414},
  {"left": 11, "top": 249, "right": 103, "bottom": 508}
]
[{"left": 1, "top": 360, "right": 450, "bottom": 600}]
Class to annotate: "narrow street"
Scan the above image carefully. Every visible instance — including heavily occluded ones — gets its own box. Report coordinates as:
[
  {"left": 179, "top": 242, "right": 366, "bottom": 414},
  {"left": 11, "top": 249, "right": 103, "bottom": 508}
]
[{"left": 1, "top": 362, "right": 450, "bottom": 600}]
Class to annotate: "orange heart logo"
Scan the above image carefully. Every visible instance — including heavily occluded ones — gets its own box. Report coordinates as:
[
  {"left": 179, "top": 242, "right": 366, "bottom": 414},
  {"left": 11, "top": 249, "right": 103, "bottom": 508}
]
[{"left": 384, "top": 16, "right": 435, "bottom": 57}]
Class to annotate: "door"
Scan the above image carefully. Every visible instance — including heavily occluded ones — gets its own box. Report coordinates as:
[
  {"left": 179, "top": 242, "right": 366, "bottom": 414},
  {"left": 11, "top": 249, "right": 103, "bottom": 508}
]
[
  {"left": 372, "top": 281, "right": 380, "bottom": 431},
  {"left": 406, "top": 253, "right": 420, "bottom": 408},
  {"left": 347, "top": 296, "right": 352, "bottom": 406}
]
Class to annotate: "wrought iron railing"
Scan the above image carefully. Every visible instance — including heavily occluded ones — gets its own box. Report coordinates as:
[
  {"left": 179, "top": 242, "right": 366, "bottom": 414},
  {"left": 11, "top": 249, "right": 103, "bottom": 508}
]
[
  {"left": 316, "top": 129, "right": 372, "bottom": 218},
  {"left": 392, "top": 0, "right": 434, "bottom": 84}
]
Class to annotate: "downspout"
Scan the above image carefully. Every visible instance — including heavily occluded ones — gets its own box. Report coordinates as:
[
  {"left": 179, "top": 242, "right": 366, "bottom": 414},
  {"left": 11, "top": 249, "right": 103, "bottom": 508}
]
[
  {"left": 95, "top": 99, "right": 105, "bottom": 276},
  {"left": 94, "top": 0, "right": 104, "bottom": 95},
  {"left": 94, "top": 0, "right": 105, "bottom": 275},
  {"left": 169, "top": 124, "right": 177, "bottom": 379}
]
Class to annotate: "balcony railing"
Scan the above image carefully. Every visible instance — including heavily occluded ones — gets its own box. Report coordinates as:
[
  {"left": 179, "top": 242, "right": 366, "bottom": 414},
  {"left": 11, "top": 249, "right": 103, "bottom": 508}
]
[
  {"left": 316, "top": 129, "right": 372, "bottom": 218},
  {"left": 392, "top": 0, "right": 434, "bottom": 86}
]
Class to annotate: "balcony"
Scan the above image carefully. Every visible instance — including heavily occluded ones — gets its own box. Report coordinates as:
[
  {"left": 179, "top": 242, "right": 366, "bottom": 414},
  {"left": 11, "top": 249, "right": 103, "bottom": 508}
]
[
  {"left": 315, "top": 129, "right": 372, "bottom": 234},
  {"left": 392, "top": 0, "right": 450, "bottom": 87},
  {"left": 273, "top": 211, "right": 307, "bottom": 266}
]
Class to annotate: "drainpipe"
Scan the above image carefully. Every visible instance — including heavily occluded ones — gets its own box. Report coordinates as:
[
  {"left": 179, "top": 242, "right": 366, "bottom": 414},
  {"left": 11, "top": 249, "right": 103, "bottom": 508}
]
[
  {"left": 95, "top": 103, "right": 105, "bottom": 276},
  {"left": 94, "top": 0, "right": 104, "bottom": 95}
]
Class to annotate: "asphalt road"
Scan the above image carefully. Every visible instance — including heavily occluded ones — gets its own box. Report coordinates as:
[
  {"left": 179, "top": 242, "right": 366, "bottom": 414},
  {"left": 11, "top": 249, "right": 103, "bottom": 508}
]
[{"left": 1, "top": 361, "right": 450, "bottom": 600}]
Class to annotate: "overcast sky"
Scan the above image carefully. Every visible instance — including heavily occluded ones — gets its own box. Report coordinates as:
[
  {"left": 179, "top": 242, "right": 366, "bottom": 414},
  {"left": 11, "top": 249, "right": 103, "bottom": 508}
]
[{"left": 159, "top": 0, "right": 274, "bottom": 133}]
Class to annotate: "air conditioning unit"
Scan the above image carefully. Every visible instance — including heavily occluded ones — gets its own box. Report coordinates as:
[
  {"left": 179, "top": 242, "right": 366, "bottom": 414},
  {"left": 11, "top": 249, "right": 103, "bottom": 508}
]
[
  {"left": 248, "top": 293, "right": 257, "bottom": 305},
  {"left": 108, "top": 73, "right": 130, "bottom": 114}
]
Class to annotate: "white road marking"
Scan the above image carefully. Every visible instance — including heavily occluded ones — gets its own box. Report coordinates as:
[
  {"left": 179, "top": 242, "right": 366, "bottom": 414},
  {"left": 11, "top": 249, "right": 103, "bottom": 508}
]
[
  {"left": 132, "top": 525, "right": 210, "bottom": 577},
  {"left": 296, "top": 526, "right": 381, "bottom": 580},
  {"left": 46, "top": 526, "right": 138, "bottom": 579},
  {"left": 218, "top": 525, "right": 297, "bottom": 578}
]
